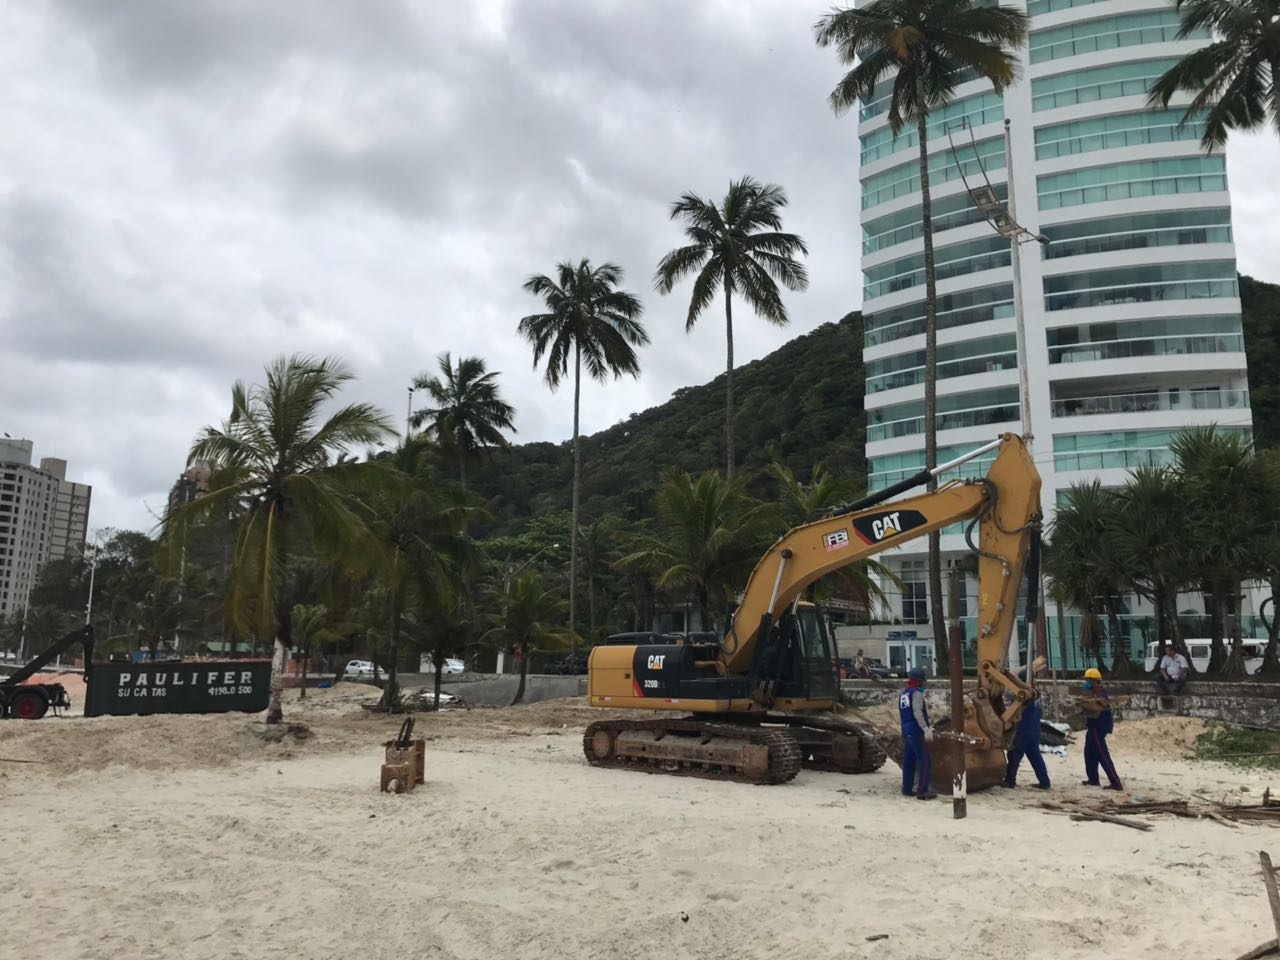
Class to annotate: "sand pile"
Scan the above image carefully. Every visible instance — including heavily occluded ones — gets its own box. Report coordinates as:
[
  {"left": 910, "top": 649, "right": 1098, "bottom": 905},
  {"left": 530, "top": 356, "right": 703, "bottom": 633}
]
[{"left": 1110, "top": 715, "right": 1206, "bottom": 760}]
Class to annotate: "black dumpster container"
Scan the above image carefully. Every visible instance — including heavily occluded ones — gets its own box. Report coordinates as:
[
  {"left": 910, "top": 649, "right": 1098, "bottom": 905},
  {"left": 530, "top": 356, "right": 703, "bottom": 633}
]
[{"left": 84, "top": 660, "right": 272, "bottom": 717}]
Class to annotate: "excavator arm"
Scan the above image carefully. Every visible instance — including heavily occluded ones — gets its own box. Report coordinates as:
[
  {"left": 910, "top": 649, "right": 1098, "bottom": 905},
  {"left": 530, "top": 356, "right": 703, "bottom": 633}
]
[{"left": 723, "top": 432, "right": 1042, "bottom": 747}]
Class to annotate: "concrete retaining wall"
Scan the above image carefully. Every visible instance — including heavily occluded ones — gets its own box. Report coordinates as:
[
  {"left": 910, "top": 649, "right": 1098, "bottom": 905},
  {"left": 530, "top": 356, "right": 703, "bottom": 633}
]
[{"left": 441, "top": 674, "right": 586, "bottom": 707}]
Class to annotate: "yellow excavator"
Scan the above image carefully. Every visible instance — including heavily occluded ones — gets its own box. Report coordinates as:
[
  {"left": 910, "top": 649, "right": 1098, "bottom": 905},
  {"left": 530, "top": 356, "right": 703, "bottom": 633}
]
[{"left": 583, "top": 432, "right": 1042, "bottom": 788}]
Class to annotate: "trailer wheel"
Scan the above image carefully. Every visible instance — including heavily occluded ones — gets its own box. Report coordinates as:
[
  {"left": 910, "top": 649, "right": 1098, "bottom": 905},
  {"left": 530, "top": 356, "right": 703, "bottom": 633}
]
[{"left": 11, "top": 690, "right": 48, "bottom": 720}]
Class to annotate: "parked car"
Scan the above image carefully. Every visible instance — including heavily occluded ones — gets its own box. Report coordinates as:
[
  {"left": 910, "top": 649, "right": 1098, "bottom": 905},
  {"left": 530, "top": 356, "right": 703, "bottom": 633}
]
[
  {"left": 343, "top": 659, "right": 385, "bottom": 680},
  {"left": 546, "top": 650, "right": 590, "bottom": 675},
  {"left": 419, "top": 655, "right": 465, "bottom": 676},
  {"left": 603, "top": 632, "right": 682, "bottom": 646},
  {"left": 1143, "top": 638, "right": 1263, "bottom": 675},
  {"left": 864, "top": 657, "right": 906, "bottom": 679}
]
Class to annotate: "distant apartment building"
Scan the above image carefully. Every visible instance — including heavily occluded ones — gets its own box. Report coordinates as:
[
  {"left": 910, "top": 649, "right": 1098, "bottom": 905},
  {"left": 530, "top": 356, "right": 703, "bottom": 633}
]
[
  {"left": 857, "top": 0, "right": 1252, "bottom": 671},
  {"left": 0, "top": 438, "right": 92, "bottom": 619}
]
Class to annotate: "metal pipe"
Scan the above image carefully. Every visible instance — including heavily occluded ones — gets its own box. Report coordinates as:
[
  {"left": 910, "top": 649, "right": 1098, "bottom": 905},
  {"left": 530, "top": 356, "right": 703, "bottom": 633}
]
[
  {"left": 930, "top": 436, "right": 1005, "bottom": 477},
  {"left": 1005, "top": 119, "right": 1033, "bottom": 447}
]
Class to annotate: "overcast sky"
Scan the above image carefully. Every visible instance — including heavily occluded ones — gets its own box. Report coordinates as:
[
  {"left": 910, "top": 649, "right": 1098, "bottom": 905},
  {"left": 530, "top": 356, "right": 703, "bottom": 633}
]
[{"left": 2, "top": 0, "right": 1277, "bottom": 535}]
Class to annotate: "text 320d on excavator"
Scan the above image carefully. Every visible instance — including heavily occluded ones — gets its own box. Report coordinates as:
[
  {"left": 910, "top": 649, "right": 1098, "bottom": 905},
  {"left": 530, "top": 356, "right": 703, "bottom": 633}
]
[{"left": 582, "top": 432, "right": 1043, "bottom": 788}]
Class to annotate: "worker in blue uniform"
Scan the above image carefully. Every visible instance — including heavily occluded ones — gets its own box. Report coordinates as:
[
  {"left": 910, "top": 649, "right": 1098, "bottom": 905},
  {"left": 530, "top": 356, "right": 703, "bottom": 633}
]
[
  {"left": 898, "top": 666, "right": 937, "bottom": 800},
  {"left": 1078, "top": 667, "right": 1123, "bottom": 790},
  {"left": 1002, "top": 656, "right": 1050, "bottom": 790}
]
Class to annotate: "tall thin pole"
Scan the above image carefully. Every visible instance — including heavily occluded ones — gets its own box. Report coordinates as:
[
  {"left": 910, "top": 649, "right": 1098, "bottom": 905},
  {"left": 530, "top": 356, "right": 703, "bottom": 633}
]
[
  {"left": 1004, "top": 119, "right": 1032, "bottom": 448},
  {"left": 947, "top": 562, "right": 967, "bottom": 819},
  {"left": 1004, "top": 118, "right": 1046, "bottom": 680},
  {"left": 405, "top": 386, "right": 414, "bottom": 438}
]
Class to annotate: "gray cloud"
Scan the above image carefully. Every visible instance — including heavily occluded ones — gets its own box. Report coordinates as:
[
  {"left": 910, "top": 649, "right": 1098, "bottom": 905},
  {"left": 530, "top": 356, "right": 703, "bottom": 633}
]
[{"left": 1, "top": 0, "right": 1274, "bottom": 534}]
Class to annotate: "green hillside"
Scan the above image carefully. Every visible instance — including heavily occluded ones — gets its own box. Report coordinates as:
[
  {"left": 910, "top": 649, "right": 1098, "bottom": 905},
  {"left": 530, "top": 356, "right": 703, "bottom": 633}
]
[{"left": 468, "top": 310, "right": 867, "bottom": 530}]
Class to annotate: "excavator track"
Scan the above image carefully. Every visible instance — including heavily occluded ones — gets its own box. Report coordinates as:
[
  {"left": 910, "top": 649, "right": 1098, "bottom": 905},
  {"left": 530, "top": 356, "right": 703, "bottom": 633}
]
[
  {"left": 741, "top": 714, "right": 889, "bottom": 775},
  {"left": 582, "top": 718, "right": 803, "bottom": 784}
]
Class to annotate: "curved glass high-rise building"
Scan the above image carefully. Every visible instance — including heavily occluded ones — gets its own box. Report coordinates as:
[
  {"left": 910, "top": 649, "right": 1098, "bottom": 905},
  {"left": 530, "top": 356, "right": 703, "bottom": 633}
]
[{"left": 857, "top": 0, "right": 1252, "bottom": 668}]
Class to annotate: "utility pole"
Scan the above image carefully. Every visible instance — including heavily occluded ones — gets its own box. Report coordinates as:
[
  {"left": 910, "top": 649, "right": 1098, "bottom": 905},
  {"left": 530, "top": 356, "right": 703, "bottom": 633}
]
[
  {"left": 947, "top": 562, "right": 966, "bottom": 819},
  {"left": 405, "top": 385, "right": 415, "bottom": 438}
]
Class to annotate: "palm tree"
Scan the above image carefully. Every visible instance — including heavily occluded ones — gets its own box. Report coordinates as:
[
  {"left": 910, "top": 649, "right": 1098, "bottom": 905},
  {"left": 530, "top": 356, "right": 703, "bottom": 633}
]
[
  {"left": 519, "top": 259, "right": 648, "bottom": 642},
  {"left": 621, "top": 470, "right": 774, "bottom": 633},
  {"left": 410, "top": 353, "right": 515, "bottom": 487},
  {"left": 1113, "top": 465, "right": 1194, "bottom": 662},
  {"left": 577, "top": 514, "right": 623, "bottom": 641},
  {"left": 1148, "top": 0, "right": 1280, "bottom": 150},
  {"left": 291, "top": 603, "right": 335, "bottom": 700},
  {"left": 1171, "top": 426, "right": 1265, "bottom": 676},
  {"left": 369, "top": 437, "right": 483, "bottom": 709},
  {"left": 815, "top": 0, "right": 1028, "bottom": 670},
  {"left": 766, "top": 462, "right": 897, "bottom": 620},
  {"left": 654, "top": 177, "right": 809, "bottom": 479},
  {"left": 164, "top": 354, "right": 395, "bottom": 723},
  {"left": 1045, "top": 481, "right": 1129, "bottom": 674},
  {"left": 481, "top": 572, "right": 574, "bottom": 705}
]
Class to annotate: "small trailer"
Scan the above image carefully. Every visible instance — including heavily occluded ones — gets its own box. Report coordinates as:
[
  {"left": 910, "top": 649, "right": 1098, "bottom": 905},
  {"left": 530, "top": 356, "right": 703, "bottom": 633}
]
[{"left": 0, "top": 625, "right": 94, "bottom": 719}]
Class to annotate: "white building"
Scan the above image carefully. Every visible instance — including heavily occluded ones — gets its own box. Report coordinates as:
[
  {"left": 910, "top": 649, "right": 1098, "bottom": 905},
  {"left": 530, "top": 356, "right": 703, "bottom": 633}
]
[
  {"left": 857, "top": 0, "right": 1251, "bottom": 671},
  {"left": 0, "top": 438, "right": 92, "bottom": 621}
]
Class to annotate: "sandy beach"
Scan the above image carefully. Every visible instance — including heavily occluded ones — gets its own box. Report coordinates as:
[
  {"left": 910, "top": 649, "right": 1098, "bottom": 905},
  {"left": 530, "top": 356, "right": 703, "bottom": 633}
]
[{"left": 1, "top": 690, "right": 1276, "bottom": 960}]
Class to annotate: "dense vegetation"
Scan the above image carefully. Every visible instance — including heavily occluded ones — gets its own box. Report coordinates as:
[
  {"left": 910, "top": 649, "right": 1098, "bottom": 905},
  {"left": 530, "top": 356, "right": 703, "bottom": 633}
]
[{"left": 468, "top": 310, "right": 867, "bottom": 533}]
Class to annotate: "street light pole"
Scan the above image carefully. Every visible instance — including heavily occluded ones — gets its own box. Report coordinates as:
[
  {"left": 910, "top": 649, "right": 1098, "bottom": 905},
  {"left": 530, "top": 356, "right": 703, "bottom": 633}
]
[{"left": 405, "top": 385, "right": 415, "bottom": 438}]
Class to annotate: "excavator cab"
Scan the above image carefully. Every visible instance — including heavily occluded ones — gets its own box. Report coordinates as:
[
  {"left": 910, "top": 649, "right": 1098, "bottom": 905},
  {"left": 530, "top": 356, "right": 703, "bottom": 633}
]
[{"left": 749, "top": 602, "right": 838, "bottom": 704}]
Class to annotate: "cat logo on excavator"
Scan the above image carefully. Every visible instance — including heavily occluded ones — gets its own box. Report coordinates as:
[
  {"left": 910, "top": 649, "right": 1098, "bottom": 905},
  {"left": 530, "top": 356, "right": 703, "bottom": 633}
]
[{"left": 852, "top": 508, "right": 928, "bottom": 544}]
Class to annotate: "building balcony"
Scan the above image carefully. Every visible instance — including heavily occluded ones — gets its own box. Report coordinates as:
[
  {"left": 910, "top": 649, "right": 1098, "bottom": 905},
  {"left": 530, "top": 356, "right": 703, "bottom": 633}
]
[{"left": 1050, "top": 388, "right": 1249, "bottom": 418}]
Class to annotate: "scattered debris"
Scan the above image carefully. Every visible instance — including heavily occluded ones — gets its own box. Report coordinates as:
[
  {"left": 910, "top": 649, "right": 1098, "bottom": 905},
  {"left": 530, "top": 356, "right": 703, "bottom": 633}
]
[
  {"left": 679, "top": 912, "right": 689, "bottom": 923},
  {"left": 866, "top": 934, "right": 890, "bottom": 942},
  {"left": 1043, "top": 792, "right": 1280, "bottom": 831}
]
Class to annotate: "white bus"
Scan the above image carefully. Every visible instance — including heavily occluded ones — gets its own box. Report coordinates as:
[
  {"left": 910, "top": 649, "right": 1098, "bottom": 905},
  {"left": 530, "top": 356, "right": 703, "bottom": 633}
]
[{"left": 1143, "top": 639, "right": 1265, "bottom": 675}]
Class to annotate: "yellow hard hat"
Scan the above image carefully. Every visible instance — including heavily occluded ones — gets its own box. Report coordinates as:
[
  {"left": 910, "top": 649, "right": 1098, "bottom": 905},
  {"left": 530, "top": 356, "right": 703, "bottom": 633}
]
[{"left": 1083, "top": 668, "right": 1102, "bottom": 680}]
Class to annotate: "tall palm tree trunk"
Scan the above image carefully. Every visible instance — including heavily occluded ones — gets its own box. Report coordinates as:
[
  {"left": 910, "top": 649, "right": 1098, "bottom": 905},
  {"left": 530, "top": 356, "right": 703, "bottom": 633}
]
[
  {"left": 1262, "top": 578, "right": 1280, "bottom": 675},
  {"left": 512, "top": 640, "right": 530, "bottom": 705},
  {"left": 570, "top": 343, "right": 581, "bottom": 649},
  {"left": 915, "top": 107, "right": 946, "bottom": 669},
  {"left": 381, "top": 583, "right": 402, "bottom": 711},
  {"left": 724, "top": 285, "right": 736, "bottom": 480},
  {"left": 268, "top": 599, "right": 292, "bottom": 724}
]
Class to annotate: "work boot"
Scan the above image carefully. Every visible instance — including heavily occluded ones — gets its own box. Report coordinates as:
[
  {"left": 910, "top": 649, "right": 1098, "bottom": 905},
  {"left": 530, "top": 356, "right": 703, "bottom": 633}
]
[
  {"left": 999, "top": 781, "right": 1016, "bottom": 789},
  {"left": 915, "top": 792, "right": 938, "bottom": 800},
  {"left": 1081, "top": 780, "right": 1100, "bottom": 787},
  {"left": 1032, "top": 783, "right": 1051, "bottom": 790},
  {"left": 1103, "top": 784, "right": 1124, "bottom": 791}
]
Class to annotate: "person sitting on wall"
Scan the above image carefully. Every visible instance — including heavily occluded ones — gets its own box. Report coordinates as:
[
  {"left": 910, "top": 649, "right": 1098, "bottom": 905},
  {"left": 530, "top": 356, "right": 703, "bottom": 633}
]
[{"left": 1156, "top": 642, "right": 1189, "bottom": 695}]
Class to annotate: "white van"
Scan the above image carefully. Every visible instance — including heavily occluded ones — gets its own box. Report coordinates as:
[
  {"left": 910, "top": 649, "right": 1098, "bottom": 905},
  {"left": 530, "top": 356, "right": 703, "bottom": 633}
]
[{"left": 1143, "top": 639, "right": 1265, "bottom": 675}]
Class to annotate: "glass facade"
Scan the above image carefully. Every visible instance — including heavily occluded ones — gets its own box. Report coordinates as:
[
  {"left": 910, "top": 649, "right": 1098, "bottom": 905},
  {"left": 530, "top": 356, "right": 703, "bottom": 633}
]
[
  {"left": 866, "top": 333, "right": 1018, "bottom": 394},
  {"left": 1028, "top": 0, "right": 1111, "bottom": 16},
  {"left": 1031, "top": 58, "right": 1180, "bottom": 111},
  {"left": 862, "top": 137, "right": 1004, "bottom": 209},
  {"left": 859, "top": 69, "right": 981, "bottom": 122},
  {"left": 1034, "top": 108, "right": 1208, "bottom": 160},
  {"left": 864, "top": 283, "right": 1015, "bottom": 347},
  {"left": 1030, "top": 11, "right": 1202, "bottom": 63},
  {"left": 860, "top": 92, "right": 1004, "bottom": 165},
  {"left": 862, "top": 184, "right": 1008, "bottom": 255},
  {"left": 1053, "top": 427, "right": 1251, "bottom": 471},
  {"left": 1051, "top": 387, "right": 1250, "bottom": 417},
  {"left": 869, "top": 445, "right": 998, "bottom": 487},
  {"left": 1043, "top": 260, "right": 1237, "bottom": 311},
  {"left": 1042, "top": 208, "right": 1232, "bottom": 259},
  {"left": 1038, "top": 155, "right": 1227, "bottom": 210},
  {"left": 1047, "top": 313, "right": 1245, "bottom": 362},
  {"left": 863, "top": 235, "right": 1010, "bottom": 300},
  {"left": 867, "top": 385, "right": 1020, "bottom": 441}
]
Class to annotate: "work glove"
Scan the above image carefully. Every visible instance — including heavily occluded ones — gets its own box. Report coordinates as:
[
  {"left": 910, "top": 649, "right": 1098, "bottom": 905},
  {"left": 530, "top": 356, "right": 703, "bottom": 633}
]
[{"left": 923, "top": 728, "right": 934, "bottom": 743}]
